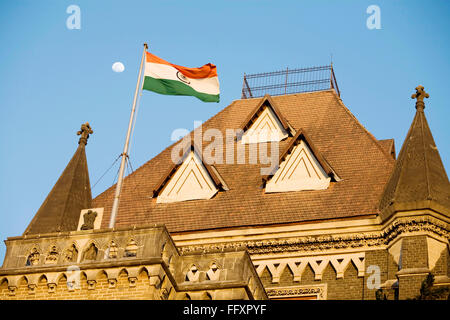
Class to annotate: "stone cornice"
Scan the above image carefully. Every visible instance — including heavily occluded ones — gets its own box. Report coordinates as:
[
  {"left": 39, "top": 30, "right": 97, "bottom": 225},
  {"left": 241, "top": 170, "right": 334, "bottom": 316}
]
[{"left": 179, "top": 216, "right": 449, "bottom": 255}]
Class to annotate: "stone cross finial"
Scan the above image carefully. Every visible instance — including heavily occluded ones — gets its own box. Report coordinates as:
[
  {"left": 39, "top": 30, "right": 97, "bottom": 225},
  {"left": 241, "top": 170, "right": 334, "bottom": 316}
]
[
  {"left": 77, "top": 122, "right": 93, "bottom": 145},
  {"left": 411, "top": 85, "right": 429, "bottom": 110}
]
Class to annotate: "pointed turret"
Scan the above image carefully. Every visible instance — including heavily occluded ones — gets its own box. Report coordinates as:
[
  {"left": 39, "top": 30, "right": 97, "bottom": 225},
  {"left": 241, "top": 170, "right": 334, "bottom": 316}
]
[
  {"left": 379, "top": 86, "right": 450, "bottom": 220},
  {"left": 23, "top": 123, "right": 94, "bottom": 235}
]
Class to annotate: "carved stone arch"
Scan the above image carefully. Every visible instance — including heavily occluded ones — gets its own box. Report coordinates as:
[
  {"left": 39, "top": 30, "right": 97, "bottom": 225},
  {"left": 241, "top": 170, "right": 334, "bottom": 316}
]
[
  {"left": 124, "top": 237, "right": 139, "bottom": 257},
  {"left": 0, "top": 276, "right": 8, "bottom": 287},
  {"left": 0, "top": 277, "right": 9, "bottom": 293},
  {"left": 81, "top": 241, "right": 99, "bottom": 262},
  {"left": 45, "top": 243, "right": 61, "bottom": 252},
  {"left": 55, "top": 271, "right": 66, "bottom": 281},
  {"left": 56, "top": 273, "right": 68, "bottom": 289},
  {"left": 79, "top": 271, "right": 88, "bottom": 282},
  {"left": 25, "top": 243, "right": 43, "bottom": 254},
  {"left": 38, "top": 274, "right": 48, "bottom": 284},
  {"left": 136, "top": 267, "right": 149, "bottom": 285},
  {"left": 118, "top": 267, "right": 129, "bottom": 278},
  {"left": 203, "top": 292, "right": 213, "bottom": 300},
  {"left": 96, "top": 269, "right": 108, "bottom": 282},
  {"left": 138, "top": 266, "right": 149, "bottom": 276},
  {"left": 63, "top": 242, "right": 79, "bottom": 263},
  {"left": 18, "top": 275, "right": 29, "bottom": 287},
  {"left": 45, "top": 244, "right": 60, "bottom": 265},
  {"left": 95, "top": 238, "right": 110, "bottom": 254},
  {"left": 206, "top": 261, "right": 221, "bottom": 281},
  {"left": 167, "top": 254, "right": 174, "bottom": 266},
  {"left": 25, "top": 246, "right": 41, "bottom": 266},
  {"left": 161, "top": 240, "right": 167, "bottom": 253},
  {"left": 209, "top": 260, "right": 221, "bottom": 269},
  {"left": 185, "top": 264, "right": 200, "bottom": 282},
  {"left": 83, "top": 237, "right": 102, "bottom": 249},
  {"left": 162, "top": 242, "right": 175, "bottom": 268}
]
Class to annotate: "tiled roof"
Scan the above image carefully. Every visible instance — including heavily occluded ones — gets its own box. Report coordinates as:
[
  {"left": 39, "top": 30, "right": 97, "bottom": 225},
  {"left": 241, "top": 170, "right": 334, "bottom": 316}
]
[
  {"left": 93, "top": 90, "right": 395, "bottom": 232},
  {"left": 378, "top": 139, "right": 395, "bottom": 159}
]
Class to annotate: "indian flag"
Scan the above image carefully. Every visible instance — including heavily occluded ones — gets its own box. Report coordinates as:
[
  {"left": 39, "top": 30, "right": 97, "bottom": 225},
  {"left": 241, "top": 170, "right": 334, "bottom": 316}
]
[{"left": 143, "top": 52, "right": 220, "bottom": 103}]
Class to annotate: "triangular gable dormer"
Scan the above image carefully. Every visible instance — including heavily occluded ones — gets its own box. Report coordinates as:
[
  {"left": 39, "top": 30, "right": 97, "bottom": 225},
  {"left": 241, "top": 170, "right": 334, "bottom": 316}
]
[
  {"left": 153, "top": 143, "right": 226, "bottom": 203},
  {"left": 240, "top": 94, "right": 294, "bottom": 144},
  {"left": 264, "top": 129, "right": 338, "bottom": 193}
]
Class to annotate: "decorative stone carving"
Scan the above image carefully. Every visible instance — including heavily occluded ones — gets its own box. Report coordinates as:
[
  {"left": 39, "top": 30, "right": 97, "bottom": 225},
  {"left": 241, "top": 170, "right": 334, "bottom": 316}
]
[
  {"left": 266, "top": 284, "right": 327, "bottom": 300},
  {"left": 47, "top": 283, "right": 57, "bottom": 293},
  {"left": 108, "top": 241, "right": 118, "bottom": 259},
  {"left": 206, "top": 262, "right": 220, "bottom": 281},
  {"left": 66, "top": 281, "right": 76, "bottom": 292},
  {"left": 124, "top": 239, "right": 138, "bottom": 257},
  {"left": 179, "top": 216, "right": 449, "bottom": 255},
  {"left": 80, "top": 210, "right": 97, "bottom": 230},
  {"left": 45, "top": 246, "right": 59, "bottom": 264},
  {"left": 87, "top": 280, "right": 96, "bottom": 290},
  {"left": 64, "top": 244, "right": 78, "bottom": 263},
  {"left": 185, "top": 265, "right": 200, "bottom": 282},
  {"left": 160, "top": 288, "right": 169, "bottom": 300},
  {"left": 77, "top": 122, "right": 93, "bottom": 145},
  {"left": 26, "top": 248, "right": 40, "bottom": 266},
  {"left": 7, "top": 286, "right": 17, "bottom": 296},
  {"left": 28, "top": 284, "right": 37, "bottom": 294},
  {"left": 108, "top": 279, "right": 117, "bottom": 289},
  {"left": 411, "top": 85, "right": 429, "bottom": 110},
  {"left": 82, "top": 243, "right": 98, "bottom": 261},
  {"left": 0, "top": 225, "right": 268, "bottom": 300},
  {"left": 127, "top": 267, "right": 140, "bottom": 287},
  {"left": 254, "top": 252, "right": 365, "bottom": 283},
  {"left": 128, "top": 277, "right": 137, "bottom": 287},
  {"left": 161, "top": 241, "right": 172, "bottom": 266}
]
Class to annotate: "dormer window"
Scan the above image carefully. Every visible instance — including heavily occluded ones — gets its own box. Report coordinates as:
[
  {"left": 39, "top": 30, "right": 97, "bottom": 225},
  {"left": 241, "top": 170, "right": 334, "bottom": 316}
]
[
  {"left": 153, "top": 144, "right": 227, "bottom": 203},
  {"left": 240, "top": 94, "right": 294, "bottom": 144},
  {"left": 264, "top": 129, "right": 338, "bottom": 193}
]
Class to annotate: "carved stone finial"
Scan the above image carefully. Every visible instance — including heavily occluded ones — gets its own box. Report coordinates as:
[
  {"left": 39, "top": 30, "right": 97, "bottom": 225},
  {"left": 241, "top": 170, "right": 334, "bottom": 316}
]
[
  {"left": 80, "top": 210, "right": 97, "bottom": 230},
  {"left": 411, "top": 85, "right": 429, "bottom": 110},
  {"left": 77, "top": 122, "right": 93, "bottom": 145}
]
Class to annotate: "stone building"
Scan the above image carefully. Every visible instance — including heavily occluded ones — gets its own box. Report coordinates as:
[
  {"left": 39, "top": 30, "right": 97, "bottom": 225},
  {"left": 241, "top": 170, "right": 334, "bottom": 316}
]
[{"left": 0, "top": 79, "right": 449, "bottom": 300}]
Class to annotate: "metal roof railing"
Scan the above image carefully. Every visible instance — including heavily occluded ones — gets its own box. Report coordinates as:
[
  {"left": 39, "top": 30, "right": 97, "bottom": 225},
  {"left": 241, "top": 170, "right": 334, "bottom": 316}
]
[{"left": 241, "top": 65, "right": 340, "bottom": 99}]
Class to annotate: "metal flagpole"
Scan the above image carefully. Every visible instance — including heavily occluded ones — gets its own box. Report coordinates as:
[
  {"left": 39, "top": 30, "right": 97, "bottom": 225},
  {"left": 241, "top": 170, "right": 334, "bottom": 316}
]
[{"left": 109, "top": 43, "right": 148, "bottom": 229}]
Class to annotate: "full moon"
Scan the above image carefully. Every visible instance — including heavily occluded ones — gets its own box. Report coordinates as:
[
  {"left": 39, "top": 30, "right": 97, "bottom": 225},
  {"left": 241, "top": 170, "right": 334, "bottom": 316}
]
[{"left": 112, "top": 62, "right": 125, "bottom": 73}]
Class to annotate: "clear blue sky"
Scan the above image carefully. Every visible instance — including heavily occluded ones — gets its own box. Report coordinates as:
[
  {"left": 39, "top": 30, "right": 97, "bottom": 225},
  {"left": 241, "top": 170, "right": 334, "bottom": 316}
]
[{"left": 1, "top": 1, "right": 449, "bottom": 262}]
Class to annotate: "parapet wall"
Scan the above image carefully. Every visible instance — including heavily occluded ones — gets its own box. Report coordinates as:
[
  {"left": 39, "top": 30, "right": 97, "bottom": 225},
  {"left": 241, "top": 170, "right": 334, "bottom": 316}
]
[{"left": 0, "top": 225, "right": 267, "bottom": 300}]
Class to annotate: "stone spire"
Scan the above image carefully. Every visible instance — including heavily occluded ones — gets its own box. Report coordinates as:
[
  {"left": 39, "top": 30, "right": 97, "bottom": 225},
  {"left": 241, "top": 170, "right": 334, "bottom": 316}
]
[
  {"left": 379, "top": 86, "right": 450, "bottom": 220},
  {"left": 23, "top": 123, "right": 93, "bottom": 235}
]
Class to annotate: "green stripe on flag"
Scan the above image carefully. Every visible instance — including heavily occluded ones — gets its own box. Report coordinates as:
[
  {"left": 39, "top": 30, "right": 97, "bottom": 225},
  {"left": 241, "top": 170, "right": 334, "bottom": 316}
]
[{"left": 143, "top": 76, "right": 220, "bottom": 103}]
